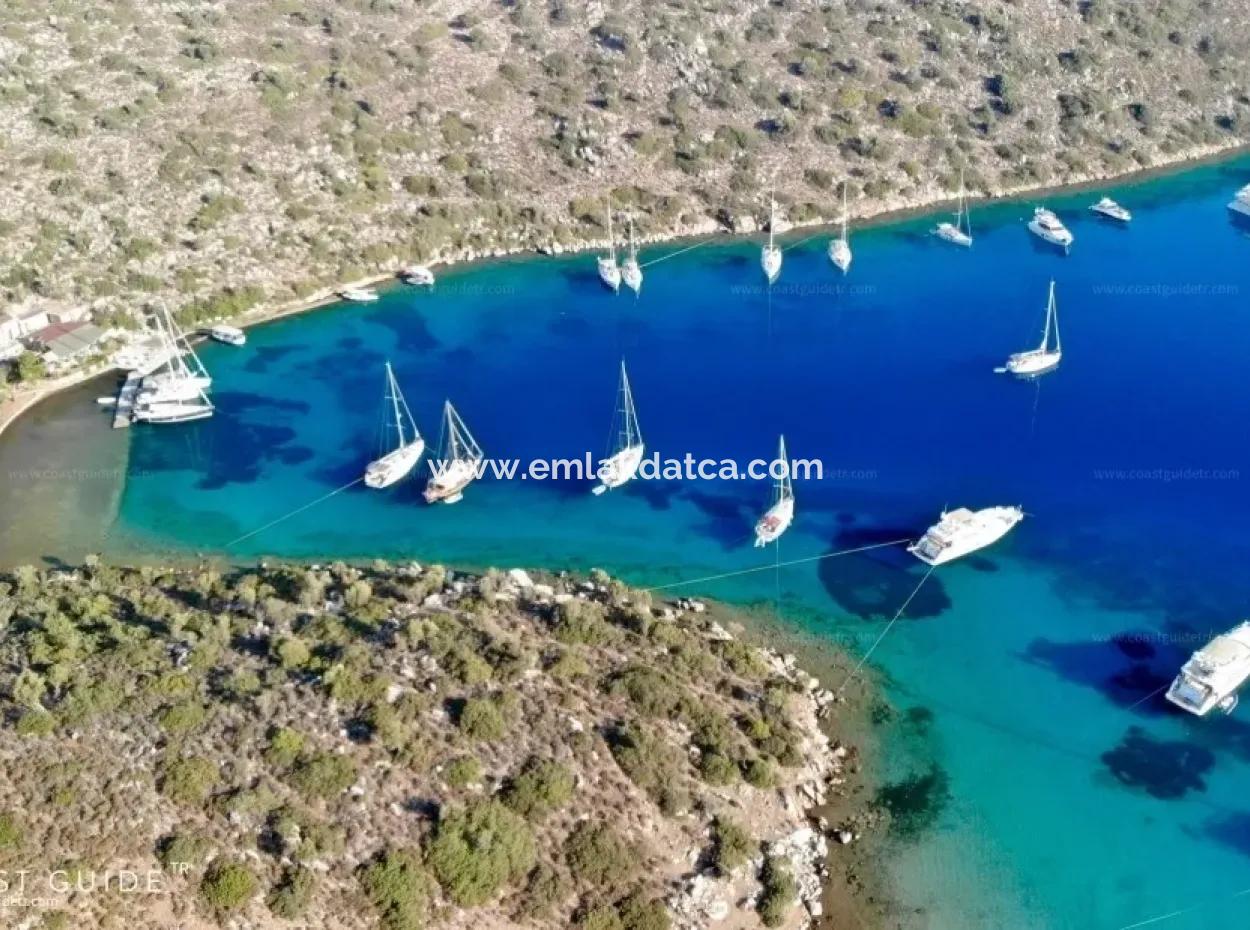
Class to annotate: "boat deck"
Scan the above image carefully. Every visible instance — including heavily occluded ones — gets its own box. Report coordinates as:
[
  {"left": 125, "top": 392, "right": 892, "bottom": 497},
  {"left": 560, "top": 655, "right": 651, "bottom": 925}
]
[{"left": 112, "top": 371, "right": 143, "bottom": 428}]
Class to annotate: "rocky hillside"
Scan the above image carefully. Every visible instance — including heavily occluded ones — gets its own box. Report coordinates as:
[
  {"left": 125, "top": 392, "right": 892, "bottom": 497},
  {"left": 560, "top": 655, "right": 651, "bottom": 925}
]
[
  {"left": 0, "top": 0, "right": 1247, "bottom": 328},
  {"left": 0, "top": 560, "right": 863, "bottom": 929}
]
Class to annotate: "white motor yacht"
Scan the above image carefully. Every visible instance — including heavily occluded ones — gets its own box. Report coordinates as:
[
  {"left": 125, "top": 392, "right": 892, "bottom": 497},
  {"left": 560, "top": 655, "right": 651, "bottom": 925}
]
[
  {"left": 1028, "top": 207, "right": 1074, "bottom": 252},
  {"left": 1089, "top": 197, "right": 1131, "bottom": 222},
  {"left": 1228, "top": 183, "right": 1250, "bottom": 218},
  {"left": 340, "top": 287, "right": 379, "bottom": 302},
  {"left": 207, "top": 324, "right": 246, "bottom": 346},
  {"left": 1166, "top": 622, "right": 1250, "bottom": 716},
  {"left": 909, "top": 506, "right": 1024, "bottom": 566}
]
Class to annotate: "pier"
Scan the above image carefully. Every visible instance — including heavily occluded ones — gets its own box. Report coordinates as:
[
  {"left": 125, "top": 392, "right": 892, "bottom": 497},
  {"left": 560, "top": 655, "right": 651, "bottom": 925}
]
[{"left": 112, "top": 371, "right": 142, "bottom": 428}]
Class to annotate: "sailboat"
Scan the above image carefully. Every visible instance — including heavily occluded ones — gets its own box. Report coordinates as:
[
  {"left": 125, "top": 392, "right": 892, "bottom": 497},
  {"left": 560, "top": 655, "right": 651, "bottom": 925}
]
[
  {"left": 423, "top": 401, "right": 484, "bottom": 504},
  {"left": 597, "top": 204, "right": 621, "bottom": 292},
  {"left": 621, "top": 216, "right": 643, "bottom": 295},
  {"left": 998, "top": 281, "right": 1062, "bottom": 377},
  {"left": 828, "top": 182, "right": 853, "bottom": 272},
  {"left": 134, "top": 306, "right": 214, "bottom": 424},
  {"left": 592, "top": 360, "right": 645, "bottom": 495},
  {"left": 364, "top": 362, "right": 425, "bottom": 489},
  {"left": 761, "top": 192, "right": 782, "bottom": 284},
  {"left": 753, "top": 435, "right": 795, "bottom": 547},
  {"left": 934, "top": 170, "right": 973, "bottom": 247}
]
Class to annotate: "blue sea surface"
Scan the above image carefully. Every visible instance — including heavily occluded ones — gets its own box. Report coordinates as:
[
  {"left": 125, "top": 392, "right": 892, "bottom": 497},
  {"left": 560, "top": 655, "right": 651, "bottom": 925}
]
[{"left": 103, "top": 157, "right": 1250, "bottom": 928}]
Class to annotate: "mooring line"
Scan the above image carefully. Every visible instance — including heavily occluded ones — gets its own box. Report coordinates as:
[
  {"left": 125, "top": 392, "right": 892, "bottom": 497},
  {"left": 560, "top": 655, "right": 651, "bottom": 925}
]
[
  {"left": 639, "top": 238, "right": 713, "bottom": 269},
  {"left": 644, "top": 537, "right": 911, "bottom": 593},
  {"left": 224, "top": 476, "right": 365, "bottom": 549},
  {"left": 835, "top": 563, "right": 936, "bottom": 696},
  {"left": 1116, "top": 885, "right": 1250, "bottom": 929}
]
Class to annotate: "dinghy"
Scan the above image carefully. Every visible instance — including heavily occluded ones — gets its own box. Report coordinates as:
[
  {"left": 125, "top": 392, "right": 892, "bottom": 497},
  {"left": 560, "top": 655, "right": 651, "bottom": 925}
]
[
  {"left": 364, "top": 362, "right": 425, "bottom": 489},
  {"left": 592, "top": 360, "right": 645, "bottom": 495}
]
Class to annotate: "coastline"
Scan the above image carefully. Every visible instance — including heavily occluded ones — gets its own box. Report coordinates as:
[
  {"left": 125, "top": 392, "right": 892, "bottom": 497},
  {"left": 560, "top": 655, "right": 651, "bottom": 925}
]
[{"left": 1, "top": 137, "right": 1246, "bottom": 446}]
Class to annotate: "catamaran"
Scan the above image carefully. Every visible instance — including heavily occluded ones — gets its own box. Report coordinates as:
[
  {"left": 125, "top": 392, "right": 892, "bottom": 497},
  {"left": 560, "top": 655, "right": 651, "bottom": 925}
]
[
  {"left": 761, "top": 192, "right": 782, "bottom": 284},
  {"left": 597, "top": 205, "right": 621, "bottom": 292},
  {"left": 1089, "top": 197, "right": 1131, "bottom": 223},
  {"left": 364, "top": 362, "right": 425, "bottom": 489},
  {"left": 1166, "top": 621, "right": 1250, "bottom": 716},
  {"left": 401, "top": 265, "right": 435, "bottom": 286},
  {"left": 909, "top": 506, "right": 1024, "bottom": 566},
  {"left": 934, "top": 170, "right": 973, "bottom": 247},
  {"left": 753, "top": 435, "right": 795, "bottom": 547},
  {"left": 621, "top": 216, "right": 643, "bottom": 295},
  {"left": 592, "top": 360, "right": 645, "bottom": 496},
  {"left": 340, "top": 287, "right": 379, "bottom": 302},
  {"left": 423, "top": 400, "right": 484, "bottom": 504},
  {"left": 1028, "top": 207, "right": 1074, "bottom": 252},
  {"left": 998, "top": 281, "right": 1062, "bottom": 378},
  {"left": 1228, "top": 183, "right": 1250, "bottom": 218},
  {"left": 828, "top": 182, "right": 853, "bottom": 272},
  {"left": 134, "top": 307, "right": 214, "bottom": 423}
]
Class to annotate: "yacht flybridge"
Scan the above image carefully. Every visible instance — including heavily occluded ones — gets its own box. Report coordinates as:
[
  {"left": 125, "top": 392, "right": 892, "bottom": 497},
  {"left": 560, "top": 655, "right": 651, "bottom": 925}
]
[
  {"left": 934, "top": 170, "right": 973, "bottom": 247},
  {"left": 133, "top": 306, "right": 214, "bottom": 424},
  {"left": 364, "top": 362, "right": 425, "bottom": 490},
  {"left": 592, "top": 360, "right": 644, "bottom": 496},
  {"left": 998, "top": 281, "right": 1062, "bottom": 378},
  {"left": 1028, "top": 207, "right": 1074, "bottom": 252},
  {"left": 753, "top": 435, "right": 795, "bottom": 547},
  {"left": 621, "top": 216, "right": 643, "bottom": 295},
  {"left": 597, "top": 204, "right": 621, "bottom": 293},
  {"left": 1166, "top": 622, "right": 1250, "bottom": 716},
  {"left": 828, "top": 182, "right": 853, "bottom": 272},
  {"left": 1090, "top": 197, "right": 1131, "bottom": 223},
  {"left": 761, "top": 192, "right": 782, "bottom": 284},
  {"left": 423, "top": 400, "right": 483, "bottom": 504},
  {"left": 1228, "top": 183, "right": 1250, "bottom": 218},
  {"left": 909, "top": 506, "right": 1024, "bottom": 566}
]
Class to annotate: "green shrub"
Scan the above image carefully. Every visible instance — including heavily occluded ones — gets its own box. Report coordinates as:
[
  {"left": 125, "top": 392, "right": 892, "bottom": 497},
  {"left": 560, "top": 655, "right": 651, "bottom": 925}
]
[
  {"left": 268, "top": 866, "right": 315, "bottom": 919},
  {"left": 265, "top": 727, "right": 306, "bottom": 769},
  {"left": 579, "top": 905, "right": 624, "bottom": 930},
  {"left": 757, "top": 855, "right": 796, "bottom": 927},
  {"left": 516, "top": 863, "right": 568, "bottom": 920},
  {"left": 158, "top": 700, "right": 207, "bottom": 736},
  {"left": 457, "top": 697, "right": 506, "bottom": 741},
  {"left": 698, "top": 751, "right": 739, "bottom": 786},
  {"left": 290, "top": 751, "right": 357, "bottom": 800},
  {"left": 564, "top": 821, "right": 636, "bottom": 891},
  {"left": 444, "top": 756, "right": 481, "bottom": 789},
  {"left": 159, "top": 756, "right": 219, "bottom": 806},
  {"left": 711, "top": 817, "right": 752, "bottom": 874},
  {"left": 156, "top": 831, "right": 210, "bottom": 871},
  {"left": 360, "top": 849, "right": 436, "bottom": 930},
  {"left": 618, "top": 889, "right": 671, "bottom": 930},
  {"left": 14, "top": 709, "right": 55, "bottom": 736},
  {"left": 743, "top": 757, "right": 776, "bottom": 789},
  {"left": 608, "top": 726, "right": 683, "bottom": 805},
  {"left": 0, "top": 813, "right": 21, "bottom": 850},
  {"left": 428, "top": 800, "right": 535, "bottom": 906},
  {"left": 200, "top": 860, "right": 258, "bottom": 914},
  {"left": 502, "top": 758, "right": 575, "bottom": 819}
]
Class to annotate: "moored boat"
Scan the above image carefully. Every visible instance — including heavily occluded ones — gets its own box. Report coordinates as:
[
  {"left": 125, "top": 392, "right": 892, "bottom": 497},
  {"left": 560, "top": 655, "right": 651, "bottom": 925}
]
[
  {"left": 761, "top": 191, "right": 782, "bottom": 284},
  {"left": 621, "top": 216, "right": 643, "bottom": 295},
  {"left": 908, "top": 506, "right": 1024, "bottom": 566},
  {"left": 423, "top": 400, "right": 484, "bottom": 504},
  {"left": 1028, "top": 207, "right": 1074, "bottom": 252},
  {"left": 364, "top": 362, "right": 425, "bottom": 489},
  {"left": 1228, "top": 183, "right": 1250, "bottom": 218},
  {"left": 828, "top": 181, "right": 853, "bottom": 272},
  {"left": 934, "top": 169, "right": 973, "bottom": 247},
  {"left": 997, "top": 280, "right": 1062, "bottom": 378},
  {"left": 401, "top": 265, "right": 435, "bottom": 286},
  {"left": 340, "top": 287, "right": 379, "bottom": 302},
  {"left": 592, "top": 360, "right": 645, "bottom": 495},
  {"left": 207, "top": 324, "right": 246, "bottom": 346},
  {"left": 753, "top": 435, "right": 795, "bottom": 547},
  {"left": 1166, "top": 622, "right": 1250, "bottom": 716},
  {"left": 597, "top": 203, "right": 621, "bottom": 292},
  {"left": 1089, "top": 197, "right": 1131, "bottom": 222}
]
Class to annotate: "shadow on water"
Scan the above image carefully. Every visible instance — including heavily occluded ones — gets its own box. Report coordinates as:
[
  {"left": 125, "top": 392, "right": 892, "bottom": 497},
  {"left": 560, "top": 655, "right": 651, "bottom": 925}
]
[
  {"left": 683, "top": 488, "right": 754, "bottom": 550},
  {"left": 1199, "top": 812, "right": 1250, "bottom": 858},
  {"left": 1101, "top": 725, "right": 1215, "bottom": 800},
  {"left": 242, "top": 344, "right": 301, "bottom": 374},
  {"left": 816, "top": 524, "right": 951, "bottom": 621},
  {"left": 363, "top": 307, "right": 441, "bottom": 355}
]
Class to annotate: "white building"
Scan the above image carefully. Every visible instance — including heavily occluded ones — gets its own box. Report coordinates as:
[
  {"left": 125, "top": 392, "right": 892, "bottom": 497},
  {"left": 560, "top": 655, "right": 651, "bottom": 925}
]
[{"left": 0, "top": 306, "right": 52, "bottom": 359}]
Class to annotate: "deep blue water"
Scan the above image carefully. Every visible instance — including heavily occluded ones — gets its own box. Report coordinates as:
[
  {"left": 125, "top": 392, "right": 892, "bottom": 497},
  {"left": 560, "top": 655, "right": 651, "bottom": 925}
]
[{"left": 99, "top": 157, "right": 1250, "bottom": 926}]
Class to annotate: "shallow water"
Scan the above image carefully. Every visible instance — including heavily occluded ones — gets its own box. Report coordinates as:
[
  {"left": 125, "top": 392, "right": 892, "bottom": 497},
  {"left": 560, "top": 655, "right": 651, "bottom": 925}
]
[{"left": 4, "top": 156, "right": 1250, "bottom": 928}]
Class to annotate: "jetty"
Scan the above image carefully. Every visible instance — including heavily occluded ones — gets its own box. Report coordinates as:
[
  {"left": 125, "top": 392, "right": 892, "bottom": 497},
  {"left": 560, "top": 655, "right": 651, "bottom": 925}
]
[{"left": 111, "top": 371, "right": 142, "bottom": 428}]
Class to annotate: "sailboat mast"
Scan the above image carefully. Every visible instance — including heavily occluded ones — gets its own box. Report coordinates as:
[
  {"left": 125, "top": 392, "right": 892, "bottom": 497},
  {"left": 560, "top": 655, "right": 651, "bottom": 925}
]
[
  {"left": 1049, "top": 282, "right": 1060, "bottom": 352},
  {"left": 618, "top": 361, "right": 640, "bottom": 448},
  {"left": 606, "top": 204, "right": 615, "bottom": 261},
  {"left": 840, "top": 183, "right": 848, "bottom": 241},
  {"left": 777, "top": 434, "right": 792, "bottom": 502},
  {"left": 628, "top": 216, "right": 637, "bottom": 260},
  {"left": 386, "top": 363, "right": 406, "bottom": 447},
  {"left": 768, "top": 191, "right": 776, "bottom": 250},
  {"left": 1040, "top": 281, "right": 1056, "bottom": 351}
]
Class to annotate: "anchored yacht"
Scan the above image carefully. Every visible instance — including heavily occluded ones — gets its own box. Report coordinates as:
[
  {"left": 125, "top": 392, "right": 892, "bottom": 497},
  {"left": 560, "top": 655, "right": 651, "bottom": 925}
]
[
  {"left": 934, "top": 170, "right": 973, "bottom": 247},
  {"left": 1090, "top": 197, "right": 1131, "bottom": 223},
  {"left": 401, "top": 265, "right": 435, "bottom": 286},
  {"left": 1166, "top": 622, "right": 1250, "bottom": 716},
  {"left": 1028, "top": 207, "right": 1074, "bottom": 252},
  {"left": 621, "top": 216, "right": 643, "bottom": 295},
  {"left": 909, "top": 506, "right": 1024, "bottom": 566},
  {"left": 592, "top": 360, "right": 644, "bottom": 495},
  {"left": 761, "top": 192, "right": 782, "bottom": 284},
  {"left": 828, "top": 182, "right": 852, "bottom": 273},
  {"left": 207, "top": 324, "right": 245, "bottom": 347},
  {"left": 597, "top": 204, "right": 621, "bottom": 292},
  {"left": 340, "top": 287, "right": 379, "bottom": 302},
  {"left": 998, "top": 281, "right": 1062, "bottom": 378},
  {"left": 753, "top": 435, "right": 795, "bottom": 547},
  {"left": 364, "top": 362, "right": 425, "bottom": 489},
  {"left": 133, "top": 307, "right": 214, "bottom": 424},
  {"left": 423, "top": 400, "right": 483, "bottom": 504},
  {"left": 1228, "top": 184, "right": 1250, "bottom": 218}
]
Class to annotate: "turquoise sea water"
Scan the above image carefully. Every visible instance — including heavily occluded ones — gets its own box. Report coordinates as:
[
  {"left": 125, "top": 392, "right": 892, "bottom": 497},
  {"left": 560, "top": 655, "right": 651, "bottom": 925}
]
[{"left": 6, "top": 157, "right": 1250, "bottom": 928}]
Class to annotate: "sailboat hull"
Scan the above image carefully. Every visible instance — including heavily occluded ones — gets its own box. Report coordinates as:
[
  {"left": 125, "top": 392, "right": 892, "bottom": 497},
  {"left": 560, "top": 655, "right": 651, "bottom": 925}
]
[
  {"left": 761, "top": 247, "right": 782, "bottom": 283},
  {"left": 622, "top": 260, "right": 642, "bottom": 294},
  {"left": 1006, "top": 351, "right": 1061, "bottom": 377},
  {"left": 424, "top": 458, "right": 481, "bottom": 504},
  {"left": 754, "top": 498, "right": 795, "bottom": 547},
  {"left": 365, "top": 439, "right": 425, "bottom": 489},
  {"left": 598, "top": 258, "right": 621, "bottom": 292},
  {"left": 935, "top": 223, "right": 972, "bottom": 247},
  {"left": 828, "top": 239, "right": 852, "bottom": 272},
  {"left": 593, "top": 444, "right": 645, "bottom": 493}
]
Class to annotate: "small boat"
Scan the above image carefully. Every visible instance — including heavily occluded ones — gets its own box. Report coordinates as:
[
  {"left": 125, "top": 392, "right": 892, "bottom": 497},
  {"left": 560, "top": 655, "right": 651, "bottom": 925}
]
[
  {"left": 753, "top": 435, "right": 795, "bottom": 547},
  {"left": 1166, "top": 622, "right": 1250, "bottom": 716},
  {"left": 401, "top": 265, "right": 435, "bottom": 286},
  {"left": 340, "top": 287, "right": 379, "bottom": 302},
  {"left": 423, "top": 400, "right": 483, "bottom": 504},
  {"left": 597, "top": 204, "right": 621, "bottom": 293},
  {"left": 828, "top": 182, "right": 853, "bottom": 272},
  {"left": 908, "top": 506, "right": 1023, "bottom": 566},
  {"left": 934, "top": 170, "right": 973, "bottom": 247},
  {"left": 1089, "top": 197, "right": 1131, "bottom": 223},
  {"left": 997, "top": 281, "right": 1062, "bottom": 378},
  {"left": 761, "top": 192, "right": 782, "bottom": 284},
  {"left": 207, "top": 324, "right": 246, "bottom": 346},
  {"left": 621, "top": 216, "right": 643, "bottom": 295},
  {"left": 1028, "top": 207, "right": 1073, "bottom": 252},
  {"left": 592, "top": 360, "right": 645, "bottom": 495},
  {"left": 1228, "top": 183, "right": 1250, "bottom": 218},
  {"left": 364, "top": 362, "right": 425, "bottom": 489}
]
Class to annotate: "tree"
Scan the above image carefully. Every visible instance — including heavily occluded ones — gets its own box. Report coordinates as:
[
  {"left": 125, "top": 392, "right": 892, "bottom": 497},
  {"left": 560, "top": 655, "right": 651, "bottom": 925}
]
[
  {"left": 11, "top": 351, "right": 46, "bottom": 383},
  {"left": 200, "top": 860, "right": 258, "bottom": 914},
  {"left": 360, "top": 849, "right": 436, "bottom": 930},
  {"left": 427, "top": 800, "right": 535, "bottom": 906}
]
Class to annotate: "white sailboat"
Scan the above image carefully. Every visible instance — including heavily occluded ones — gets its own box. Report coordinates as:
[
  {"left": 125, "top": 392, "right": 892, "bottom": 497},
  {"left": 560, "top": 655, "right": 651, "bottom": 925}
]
[
  {"left": 934, "top": 170, "right": 973, "bottom": 247},
  {"left": 364, "top": 362, "right": 425, "bottom": 489},
  {"left": 423, "top": 400, "right": 484, "bottom": 504},
  {"left": 828, "top": 182, "right": 853, "bottom": 272},
  {"left": 134, "top": 306, "right": 214, "bottom": 424},
  {"left": 998, "top": 281, "right": 1062, "bottom": 378},
  {"left": 753, "top": 435, "right": 795, "bottom": 547},
  {"left": 761, "top": 192, "right": 782, "bottom": 284},
  {"left": 592, "top": 360, "right": 645, "bottom": 495},
  {"left": 597, "top": 204, "right": 621, "bottom": 292},
  {"left": 621, "top": 216, "right": 643, "bottom": 295}
]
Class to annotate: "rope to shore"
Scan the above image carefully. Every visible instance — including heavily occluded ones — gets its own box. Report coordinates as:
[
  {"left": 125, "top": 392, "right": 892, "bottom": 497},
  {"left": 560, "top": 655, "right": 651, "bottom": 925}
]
[
  {"left": 834, "top": 563, "right": 937, "bottom": 697},
  {"left": 643, "top": 537, "right": 911, "bottom": 593},
  {"left": 638, "top": 238, "right": 715, "bottom": 269},
  {"left": 223, "top": 476, "right": 365, "bottom": 549},
  {"left": 1116, "top": 886, "right": 1250, "bottom": 929}
]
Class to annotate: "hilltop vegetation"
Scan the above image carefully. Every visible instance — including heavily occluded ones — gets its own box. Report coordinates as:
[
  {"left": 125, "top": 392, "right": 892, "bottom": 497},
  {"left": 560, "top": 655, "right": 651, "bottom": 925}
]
[
  {"left": 0, "top": 560, "right": 852, "bottom": 928},
  {"left": 0, "top": 0, "right": 1247, "bottom": 329}
]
